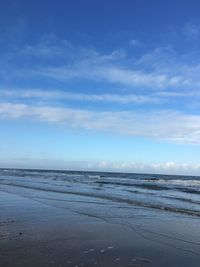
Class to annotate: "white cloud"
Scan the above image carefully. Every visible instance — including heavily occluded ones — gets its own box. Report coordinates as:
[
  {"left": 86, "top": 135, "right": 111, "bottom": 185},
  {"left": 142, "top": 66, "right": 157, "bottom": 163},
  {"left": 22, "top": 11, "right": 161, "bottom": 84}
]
[
  {"left": 88, "top": 160, "right": 200, "bottom": 175},
  {"left": 1, "top": 102, "right": 200, "bottom": 144},
  {"left": 3, "top": 38, "right": 200, "bottom": 91},
  {"left": 28, "top": 44, "right": 200, "bottom": 91},
  {"left": 36, "top": 63, "right": 188, "bottom": 89},
  {"left": 0, "top": 88, "right": 161, "bottom": 104},
  {"left": 1, "top": 37, "right": 200, "bottom": 90}
]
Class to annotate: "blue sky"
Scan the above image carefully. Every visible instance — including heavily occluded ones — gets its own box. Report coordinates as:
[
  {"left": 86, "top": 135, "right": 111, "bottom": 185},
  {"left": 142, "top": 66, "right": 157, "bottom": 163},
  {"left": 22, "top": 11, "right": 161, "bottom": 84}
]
[{"left": 1, "top": 0, "right": 200, "bottom": 174}]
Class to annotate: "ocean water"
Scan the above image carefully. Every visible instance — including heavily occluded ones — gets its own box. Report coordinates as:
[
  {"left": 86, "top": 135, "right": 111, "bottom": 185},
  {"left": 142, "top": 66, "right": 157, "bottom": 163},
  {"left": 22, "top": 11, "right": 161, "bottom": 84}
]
[{"left": 0, "top": 168, "right": 200, "bottom": 217}]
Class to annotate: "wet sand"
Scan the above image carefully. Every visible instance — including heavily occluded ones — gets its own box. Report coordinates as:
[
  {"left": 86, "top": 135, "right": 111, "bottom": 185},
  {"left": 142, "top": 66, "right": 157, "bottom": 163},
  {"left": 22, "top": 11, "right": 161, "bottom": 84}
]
[{"left": 1, "top": 189, "right": 200, "bottom": 267}]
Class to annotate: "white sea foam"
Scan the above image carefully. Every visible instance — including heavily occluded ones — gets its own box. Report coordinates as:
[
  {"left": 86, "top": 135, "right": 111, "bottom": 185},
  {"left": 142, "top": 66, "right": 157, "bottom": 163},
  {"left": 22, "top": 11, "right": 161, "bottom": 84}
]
[{"left": 157, "top": 179, "right": 200, "bottom": 188}]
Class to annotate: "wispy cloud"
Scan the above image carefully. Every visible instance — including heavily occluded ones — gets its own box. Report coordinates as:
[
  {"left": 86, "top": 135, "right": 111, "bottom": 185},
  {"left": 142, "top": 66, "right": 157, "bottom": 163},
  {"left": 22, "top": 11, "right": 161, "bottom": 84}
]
[
  {"left": 2, "top": 37, "right": 200, "bottom": 92},
  {"left": 31, "top": 44, "right": 192, "bottom": 89},
  {"left": 35, "top": 63, "right": 189, "bottom": 90},
  {"left": 130, "top": 39, "right": 142, "bottom": 47},
  {"left": 184, "top": 22, "right": 200, "bottom": 39},
  {"left": 0, "top": 89, "right": 161, "bottom": 104},
  {"left": 1, "top": 102, "right": 200, "bottom": 144}
]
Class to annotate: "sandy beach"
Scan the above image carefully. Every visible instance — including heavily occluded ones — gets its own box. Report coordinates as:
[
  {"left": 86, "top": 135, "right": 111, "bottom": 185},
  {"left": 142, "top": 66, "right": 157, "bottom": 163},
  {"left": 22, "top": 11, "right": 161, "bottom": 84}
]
[{"left": 1, "top": 170, "right": 200, "bottom": 267}]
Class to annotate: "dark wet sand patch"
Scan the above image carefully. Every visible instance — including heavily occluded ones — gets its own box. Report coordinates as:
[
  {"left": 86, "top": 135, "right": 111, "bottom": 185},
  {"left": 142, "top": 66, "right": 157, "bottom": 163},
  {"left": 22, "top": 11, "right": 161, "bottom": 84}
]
[{"left": 0, "top": 190, "right": 200, "bottom": 267}]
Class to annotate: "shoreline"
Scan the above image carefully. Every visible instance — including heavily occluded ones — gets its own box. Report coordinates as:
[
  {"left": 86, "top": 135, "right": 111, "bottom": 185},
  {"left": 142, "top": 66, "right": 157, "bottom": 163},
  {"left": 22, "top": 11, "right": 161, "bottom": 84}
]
[{"left": 1, "top": 189, "right": 200, "bottom": 267}]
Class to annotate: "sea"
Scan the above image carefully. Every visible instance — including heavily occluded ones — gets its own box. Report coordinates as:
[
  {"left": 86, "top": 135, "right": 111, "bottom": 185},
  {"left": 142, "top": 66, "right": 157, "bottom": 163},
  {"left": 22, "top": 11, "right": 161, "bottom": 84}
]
[{"left": 0, "top": 168, "right": 200, "bottom": 217}]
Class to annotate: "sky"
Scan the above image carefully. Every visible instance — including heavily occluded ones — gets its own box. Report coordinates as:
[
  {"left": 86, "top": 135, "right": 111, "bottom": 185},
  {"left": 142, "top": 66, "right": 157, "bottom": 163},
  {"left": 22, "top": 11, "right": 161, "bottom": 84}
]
[{"left": 1, "top": 0, "right": 200, "bottom": 175}]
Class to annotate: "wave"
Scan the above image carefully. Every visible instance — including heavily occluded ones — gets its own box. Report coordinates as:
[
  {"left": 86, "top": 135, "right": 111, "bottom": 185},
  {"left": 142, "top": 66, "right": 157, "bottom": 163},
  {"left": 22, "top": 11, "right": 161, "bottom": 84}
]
[
  {"left": 1, "top": 181, "right": 200, "bottom": 217},
  {"left": 1, "top": 168, "right": 200, "bottom": 218}
]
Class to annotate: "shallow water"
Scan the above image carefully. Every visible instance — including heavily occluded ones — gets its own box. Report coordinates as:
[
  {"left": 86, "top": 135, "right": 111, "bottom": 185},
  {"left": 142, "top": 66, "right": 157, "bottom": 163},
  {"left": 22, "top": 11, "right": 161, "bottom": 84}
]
[{"left": 0, "top": 168, "right": 200, "bottom": 217}]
